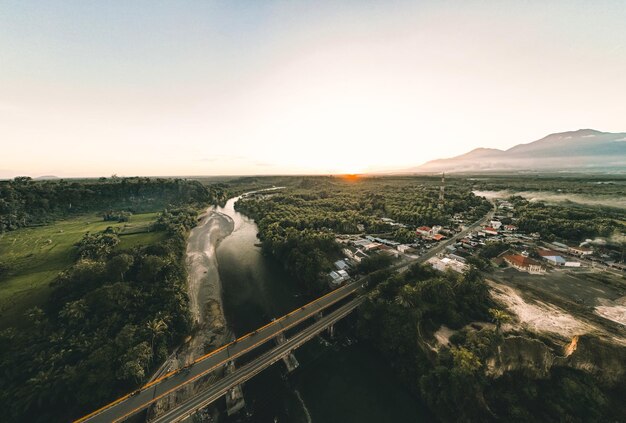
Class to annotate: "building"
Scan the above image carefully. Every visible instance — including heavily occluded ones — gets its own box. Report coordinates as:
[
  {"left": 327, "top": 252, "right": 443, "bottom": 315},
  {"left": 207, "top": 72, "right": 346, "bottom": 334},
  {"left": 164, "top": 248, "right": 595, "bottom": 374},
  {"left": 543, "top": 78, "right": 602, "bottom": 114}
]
[
  {"left": 568, "top": 246, "right": 593, "bottom": 256},
  {"left": 428, "top": 256, "right": 468, "bottom": 273},
  {"left": 537, "top": 249, "right": 566, "bottom": 266},
  {"left": 431, "top": 234, "right": 446, "bottom": 242},
  {"left": 490, "top": 220, "right": 503, "bottom": 230},
  {"left": 504, "top": 254, "right": 545, "bottom": 274},
  {"left": 504, "top": 224, "right": 518, "bottom": 231},
  {"left": 329, "top": 270, "right": 350, "bottom": 288},
  {"left": 484, "top": 227, "right": 499, "bottom": 236},
  {"left": 397, "top": 244, "right": 411, "bottom": 253},
  {"left": 334, "top": 260, "right": 350, "bottom": 271},
  {"left": 353, "top": 238, "right": 379, "bottom": 251},
  {"left": 416, "top": 226, "right": 432, "bottom": 237}
]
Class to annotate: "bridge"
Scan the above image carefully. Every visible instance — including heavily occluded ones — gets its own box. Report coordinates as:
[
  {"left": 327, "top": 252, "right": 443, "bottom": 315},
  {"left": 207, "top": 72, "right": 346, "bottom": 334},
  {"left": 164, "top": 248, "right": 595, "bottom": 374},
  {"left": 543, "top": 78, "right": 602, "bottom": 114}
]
[{"left": 76, "top": 204, "right": 494, "bottom": 423}]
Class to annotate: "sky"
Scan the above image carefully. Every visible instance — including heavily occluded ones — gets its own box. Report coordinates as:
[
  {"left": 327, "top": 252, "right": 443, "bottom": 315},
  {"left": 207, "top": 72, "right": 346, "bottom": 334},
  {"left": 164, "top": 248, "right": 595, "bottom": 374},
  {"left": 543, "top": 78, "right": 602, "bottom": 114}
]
[{"left": 1, "top": 0, "right": 625, "bottom": 178}]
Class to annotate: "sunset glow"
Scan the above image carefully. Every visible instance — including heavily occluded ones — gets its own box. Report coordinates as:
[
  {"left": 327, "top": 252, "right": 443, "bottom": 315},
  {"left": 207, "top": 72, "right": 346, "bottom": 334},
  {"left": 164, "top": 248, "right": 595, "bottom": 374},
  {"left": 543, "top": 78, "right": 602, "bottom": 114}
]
[{"left": 1, "top": 1, "right": 626, "bottom": 177}]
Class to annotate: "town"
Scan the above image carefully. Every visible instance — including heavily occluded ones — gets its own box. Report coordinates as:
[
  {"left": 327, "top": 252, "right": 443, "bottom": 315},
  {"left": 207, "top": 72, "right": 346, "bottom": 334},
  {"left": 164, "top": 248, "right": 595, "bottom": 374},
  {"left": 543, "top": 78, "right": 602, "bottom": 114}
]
[{"left": 328, "top": 196, "right": 624, "bottom": 289}]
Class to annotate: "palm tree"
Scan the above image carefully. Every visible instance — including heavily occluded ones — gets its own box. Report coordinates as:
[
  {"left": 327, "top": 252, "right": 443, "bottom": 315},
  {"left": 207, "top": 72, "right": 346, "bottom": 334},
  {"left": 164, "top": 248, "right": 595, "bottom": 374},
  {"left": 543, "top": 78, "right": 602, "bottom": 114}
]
[
  {"left": 489, "top": 308, "right": 511, "bottom": 333},
  {"left": 146, "top": 318, "right": 168, "bottom": 352}
]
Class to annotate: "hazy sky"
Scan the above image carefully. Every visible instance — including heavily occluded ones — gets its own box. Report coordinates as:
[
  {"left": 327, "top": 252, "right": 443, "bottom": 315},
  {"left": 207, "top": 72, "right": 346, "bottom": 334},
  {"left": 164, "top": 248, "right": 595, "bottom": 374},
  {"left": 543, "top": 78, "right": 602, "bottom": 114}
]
[{"left": 1, "top": 0, "right": 625, "bottom": 177}]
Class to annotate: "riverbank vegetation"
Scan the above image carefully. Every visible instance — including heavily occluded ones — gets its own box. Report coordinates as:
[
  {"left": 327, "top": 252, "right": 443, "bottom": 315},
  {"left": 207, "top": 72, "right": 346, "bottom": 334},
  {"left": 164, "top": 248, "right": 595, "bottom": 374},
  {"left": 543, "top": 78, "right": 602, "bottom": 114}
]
[
  {"left": 235, "top": 176, "right": 490, "bottom": 291},
  {"left": 0, "top": 177, "right": 226, "bottom": 422}
]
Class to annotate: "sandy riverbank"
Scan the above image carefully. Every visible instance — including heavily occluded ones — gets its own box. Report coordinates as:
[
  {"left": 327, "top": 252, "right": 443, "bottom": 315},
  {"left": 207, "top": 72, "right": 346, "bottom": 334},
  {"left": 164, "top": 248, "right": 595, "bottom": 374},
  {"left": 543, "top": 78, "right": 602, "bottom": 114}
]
[{"left": 150, "top": 206, "right": 235, "bottom": 418}]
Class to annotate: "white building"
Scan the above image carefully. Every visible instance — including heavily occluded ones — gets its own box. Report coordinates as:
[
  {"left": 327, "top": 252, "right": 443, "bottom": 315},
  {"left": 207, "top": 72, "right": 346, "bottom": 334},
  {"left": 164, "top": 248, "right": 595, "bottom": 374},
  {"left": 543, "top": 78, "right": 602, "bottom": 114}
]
[{"left": 334, "top": 260, "right": 350, "bottom": 271}]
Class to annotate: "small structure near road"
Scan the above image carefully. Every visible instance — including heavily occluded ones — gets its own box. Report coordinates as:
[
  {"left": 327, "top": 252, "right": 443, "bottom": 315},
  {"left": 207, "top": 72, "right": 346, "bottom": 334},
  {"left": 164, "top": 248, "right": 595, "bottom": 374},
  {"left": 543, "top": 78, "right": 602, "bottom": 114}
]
[{"left": 329, "top": 270, "right": 350, "bottom": 288}]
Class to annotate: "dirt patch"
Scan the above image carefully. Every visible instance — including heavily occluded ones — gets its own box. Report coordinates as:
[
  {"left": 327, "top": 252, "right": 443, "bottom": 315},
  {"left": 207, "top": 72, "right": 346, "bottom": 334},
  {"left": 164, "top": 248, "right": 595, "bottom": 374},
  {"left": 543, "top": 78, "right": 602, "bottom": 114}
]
[
  {"left": 488, "top": 280, "right": 595, "bottom": 339},
  {"left": 434, "top": 325, "right": 455, "bottom": 347},
  {"left": 595, "top": 296, "right": 626, "bottom": 326}
]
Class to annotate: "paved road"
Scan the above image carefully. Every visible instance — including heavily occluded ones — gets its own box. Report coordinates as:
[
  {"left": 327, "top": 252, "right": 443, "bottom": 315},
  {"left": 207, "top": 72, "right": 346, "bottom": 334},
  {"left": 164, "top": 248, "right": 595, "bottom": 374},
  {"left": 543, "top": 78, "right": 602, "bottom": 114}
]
[
  {"left": 76, "top": 203, "right": 494, "bottom": 423},
  {"left": 151, "top": 297, "right": 365, "bottom": 423},
  {"left": 76, "top": 280, "right": 361, "bottom": 423}
]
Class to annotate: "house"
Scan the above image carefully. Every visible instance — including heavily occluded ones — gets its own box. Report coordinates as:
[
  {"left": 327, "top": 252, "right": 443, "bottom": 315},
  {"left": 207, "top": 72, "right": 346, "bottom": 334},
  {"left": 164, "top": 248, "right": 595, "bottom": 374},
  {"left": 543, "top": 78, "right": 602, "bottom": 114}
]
[
  {"left": 448, "top": 253, "right": 467, "bottom": 264},
  {"left": 431, "top": 234, "right": 446, "bottom": 242},
  {"left": 354, "top": 250, "right": 369, "bottom": 262},
  {"left": 329, "top": 270, "right": 350, "bottom": 288},
  {"left": 537, "top": 249, "right": 566, "bottom": 266},
  {"left": 416, "top": 226, "right": 432, "bottom": 237},
  {"left": 334, "top": 260, "right": 350, "bottom": 271},
  {"left": 428, "top": 256, "right": 468, "bottom": 273},
  {"left": 504, "top": 224, "right": 518, "bottom": 231},
  {"left": 568, "top": 246, "right": 593, "bottom": 256},
  {"left": 353, "top": 238, "right": 379, "bottom": 251},
  {"left": 397, "top": 244, "right": 411, "bottom": 253},
  {"left": 490, "top": 220, "right": 502, "bottom": 230},
  {"left": 504, "top": 254, "right": 545, "bottom": 274},
  {"left": 484, "top": 227, "right": 499, "bottom": 236}
]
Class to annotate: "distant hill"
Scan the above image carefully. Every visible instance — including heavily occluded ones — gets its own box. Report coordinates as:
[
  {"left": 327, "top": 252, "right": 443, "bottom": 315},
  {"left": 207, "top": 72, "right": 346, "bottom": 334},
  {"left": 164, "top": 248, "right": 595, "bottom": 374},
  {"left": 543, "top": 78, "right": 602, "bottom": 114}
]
[
  {"left": 34, "top": 175, "right": 60, "bottom": 180},
  {"left": 415, "top": 129, "right": 626, "bottom": 173}
]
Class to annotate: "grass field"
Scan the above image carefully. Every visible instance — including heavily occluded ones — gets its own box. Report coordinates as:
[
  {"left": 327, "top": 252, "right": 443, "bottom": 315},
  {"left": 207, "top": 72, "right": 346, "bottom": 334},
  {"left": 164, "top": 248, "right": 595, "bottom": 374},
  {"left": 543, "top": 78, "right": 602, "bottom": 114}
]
[{"left": 0, "top": 212, "right": 165, "bottom": 328}]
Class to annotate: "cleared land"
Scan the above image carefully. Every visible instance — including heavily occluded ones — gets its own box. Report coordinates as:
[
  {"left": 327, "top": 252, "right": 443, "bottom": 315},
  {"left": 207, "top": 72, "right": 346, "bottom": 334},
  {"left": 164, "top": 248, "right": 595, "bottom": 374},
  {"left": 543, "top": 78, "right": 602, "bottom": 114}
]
[{"left": 0, "top": 212, "right": 164, "bottom": 328}]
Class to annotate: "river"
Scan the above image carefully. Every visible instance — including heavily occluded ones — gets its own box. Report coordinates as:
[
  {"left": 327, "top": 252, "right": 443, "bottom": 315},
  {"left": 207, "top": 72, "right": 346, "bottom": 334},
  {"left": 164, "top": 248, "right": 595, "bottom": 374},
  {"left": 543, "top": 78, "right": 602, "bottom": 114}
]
[{"left": 211, "top": 195, "right": 433, "bottom": 423}]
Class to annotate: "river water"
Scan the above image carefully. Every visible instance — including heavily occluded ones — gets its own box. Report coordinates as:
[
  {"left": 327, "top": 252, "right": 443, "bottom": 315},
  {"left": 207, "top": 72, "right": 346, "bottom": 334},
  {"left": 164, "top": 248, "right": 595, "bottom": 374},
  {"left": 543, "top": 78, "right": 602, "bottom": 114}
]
[{"left": 213, "top": 195, "right": 433, "bottom": 423}]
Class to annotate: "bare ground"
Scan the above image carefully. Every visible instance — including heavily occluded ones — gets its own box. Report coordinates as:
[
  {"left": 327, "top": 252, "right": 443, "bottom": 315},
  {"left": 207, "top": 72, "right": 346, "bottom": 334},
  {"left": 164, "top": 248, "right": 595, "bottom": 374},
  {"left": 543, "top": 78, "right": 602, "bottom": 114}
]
[{"left": 488, "top": 280, "right": 626, "bottom": 347}]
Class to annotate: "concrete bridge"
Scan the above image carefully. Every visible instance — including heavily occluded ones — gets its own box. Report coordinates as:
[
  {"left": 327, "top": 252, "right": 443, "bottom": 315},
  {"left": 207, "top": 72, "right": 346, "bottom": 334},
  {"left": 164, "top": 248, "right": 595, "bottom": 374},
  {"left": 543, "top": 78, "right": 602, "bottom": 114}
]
[{"left": 75, "top": 282, "right": 363, "bottom": 423}]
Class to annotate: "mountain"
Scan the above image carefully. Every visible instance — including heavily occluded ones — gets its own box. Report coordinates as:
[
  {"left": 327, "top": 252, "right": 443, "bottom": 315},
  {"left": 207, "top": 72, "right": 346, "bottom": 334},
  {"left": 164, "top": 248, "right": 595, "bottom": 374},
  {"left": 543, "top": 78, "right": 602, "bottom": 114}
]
[
  {"left": 415, "top": 129, "right": 626, "bottom": 173},
  {"left": 34, "top": 175, "right": 60, "bottom": 180}
]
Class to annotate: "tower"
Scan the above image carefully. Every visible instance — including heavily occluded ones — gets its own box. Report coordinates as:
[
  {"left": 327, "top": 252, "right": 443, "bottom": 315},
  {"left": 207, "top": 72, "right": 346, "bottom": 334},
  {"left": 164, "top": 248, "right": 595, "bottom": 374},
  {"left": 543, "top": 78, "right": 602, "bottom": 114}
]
[{"left": 438, "top": 172, "right": 445, "bottom": 210}]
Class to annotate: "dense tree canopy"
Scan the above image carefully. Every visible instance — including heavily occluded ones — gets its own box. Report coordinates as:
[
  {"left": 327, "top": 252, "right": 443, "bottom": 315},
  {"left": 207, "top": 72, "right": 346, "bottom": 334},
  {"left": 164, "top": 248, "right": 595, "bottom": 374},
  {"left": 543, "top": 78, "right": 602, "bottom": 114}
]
[
  {"left": 235, "top": 176, "right": 490, "bottom": 291},
  {"left": 0, "top": 207, "right": 200, "bottom": 422},
  {"left": 0, "top": 176, "right": 227, "bottom": 232}
]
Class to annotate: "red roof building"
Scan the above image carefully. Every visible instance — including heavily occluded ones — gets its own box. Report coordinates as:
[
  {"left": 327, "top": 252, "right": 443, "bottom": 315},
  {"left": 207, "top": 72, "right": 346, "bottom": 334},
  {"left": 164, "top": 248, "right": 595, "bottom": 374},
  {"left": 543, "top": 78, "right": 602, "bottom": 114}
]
[{"left": 504, "top": 254, "right": 545, "bottom": 274}]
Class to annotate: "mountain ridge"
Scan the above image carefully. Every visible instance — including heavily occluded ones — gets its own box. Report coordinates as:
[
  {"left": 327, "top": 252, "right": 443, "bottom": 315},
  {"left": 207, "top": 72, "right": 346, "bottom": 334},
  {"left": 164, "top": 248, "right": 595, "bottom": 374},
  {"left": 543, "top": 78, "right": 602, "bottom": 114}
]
[{"left": 414, "top": 129, "right": 626, "bottom": 173}]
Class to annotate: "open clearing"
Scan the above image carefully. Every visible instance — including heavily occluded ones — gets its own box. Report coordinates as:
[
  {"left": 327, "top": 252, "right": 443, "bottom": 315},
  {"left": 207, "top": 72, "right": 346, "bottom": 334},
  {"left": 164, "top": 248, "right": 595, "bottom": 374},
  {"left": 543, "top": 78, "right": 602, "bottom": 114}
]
[{"left": 0, "top": 212, "right": 164, "bottom": 328}]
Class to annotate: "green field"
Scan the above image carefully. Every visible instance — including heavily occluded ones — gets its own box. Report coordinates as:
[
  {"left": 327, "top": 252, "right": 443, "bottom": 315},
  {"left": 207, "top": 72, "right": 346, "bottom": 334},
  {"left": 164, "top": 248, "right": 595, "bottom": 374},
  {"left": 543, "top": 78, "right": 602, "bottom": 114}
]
[{"left": 0, "top": 212, "right": 165, "bottom": 328}]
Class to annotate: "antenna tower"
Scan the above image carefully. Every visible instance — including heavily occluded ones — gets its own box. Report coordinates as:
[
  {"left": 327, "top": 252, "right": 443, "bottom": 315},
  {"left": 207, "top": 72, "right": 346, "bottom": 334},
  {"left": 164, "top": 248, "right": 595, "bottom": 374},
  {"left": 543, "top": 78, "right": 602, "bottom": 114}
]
[{"left": 438, "top": 172, "right": 445, "bottom": 210}]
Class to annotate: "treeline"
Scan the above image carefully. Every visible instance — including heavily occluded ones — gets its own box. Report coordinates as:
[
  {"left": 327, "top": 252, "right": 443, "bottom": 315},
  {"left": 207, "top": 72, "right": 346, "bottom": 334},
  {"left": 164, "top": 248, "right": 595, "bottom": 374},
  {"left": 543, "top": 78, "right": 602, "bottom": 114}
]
[
  {"left": 235, "top": 176, "right": 489, "bottom": 291},
  {"left": 471, "top": 175, "right": 626, "bottom": 197},
  {"left": 0, "top": 207, "right": 199, "bottom": 422},
  {"left": 509, "top": 197, "right": 624, "bottom": 242},
  {"left": 358, "top": 264, "right": 623, "bottom": 422},
  {"left": 0, "top": 176, "right": 228, "bottom": 232}
]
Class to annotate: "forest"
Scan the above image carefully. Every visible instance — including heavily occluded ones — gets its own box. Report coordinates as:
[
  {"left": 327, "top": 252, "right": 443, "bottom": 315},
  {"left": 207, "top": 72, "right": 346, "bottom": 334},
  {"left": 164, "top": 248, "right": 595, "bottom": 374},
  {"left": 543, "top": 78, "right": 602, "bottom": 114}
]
[
  {"left": 508, "top": 196, "right": 625, "bottom": 242},
  {"left": 358, "top": 263, "right": 624, "bottom": 422},
  {"left": 235, "top": 176, "right": 490, "bottom": 291},
  {"left": 0, "top": 177, "right": 225, "bottom": 422},
  {"left": 0, "top": 176, "right": 228, "bottom": 232}
]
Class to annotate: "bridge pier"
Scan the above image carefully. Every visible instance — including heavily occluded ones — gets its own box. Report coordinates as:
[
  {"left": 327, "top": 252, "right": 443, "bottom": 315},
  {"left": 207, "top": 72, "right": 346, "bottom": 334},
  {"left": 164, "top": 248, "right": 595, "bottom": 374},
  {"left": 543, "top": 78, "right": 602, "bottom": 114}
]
[
  {"left": 276, "top": 333, "right": 300, "bottom": 372},
  {"left": 328, "top": 323, "right": 335, "bottom": 339},
  {"left": 224, "top": 361, "right": 245, "bottom": 416}
]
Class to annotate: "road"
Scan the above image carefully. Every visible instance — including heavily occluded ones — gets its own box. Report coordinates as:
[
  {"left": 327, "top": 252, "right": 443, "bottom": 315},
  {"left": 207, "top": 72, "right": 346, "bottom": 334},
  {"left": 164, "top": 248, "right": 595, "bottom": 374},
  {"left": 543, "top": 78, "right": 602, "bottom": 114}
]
[
  {"left": 151, "top": 297, "right": 365, "bottom": 423},
  {"left": 76, "top": 202, "right": 494, "bottom": 423},
  {"left": 76, "top": 280, "right": 362, "bottom": 423}
]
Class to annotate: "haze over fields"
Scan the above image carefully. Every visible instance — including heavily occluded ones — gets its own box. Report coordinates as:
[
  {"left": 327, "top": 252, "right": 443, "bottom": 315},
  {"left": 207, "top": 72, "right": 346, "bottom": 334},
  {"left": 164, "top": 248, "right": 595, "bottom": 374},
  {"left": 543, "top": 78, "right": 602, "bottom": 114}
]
[{"left": 415, "top": 129, "right": 626, "bottom": 173}]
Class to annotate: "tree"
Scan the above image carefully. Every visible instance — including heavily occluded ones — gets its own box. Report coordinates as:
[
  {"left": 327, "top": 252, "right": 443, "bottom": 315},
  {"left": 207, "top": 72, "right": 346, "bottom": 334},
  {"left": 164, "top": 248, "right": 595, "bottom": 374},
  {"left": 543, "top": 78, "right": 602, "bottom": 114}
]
[
  {"left": 489, "top": 308, "right": 511, "bottom": 333},
  {"left": 146, "top": 318, "right": 168, "bottom": 353}
]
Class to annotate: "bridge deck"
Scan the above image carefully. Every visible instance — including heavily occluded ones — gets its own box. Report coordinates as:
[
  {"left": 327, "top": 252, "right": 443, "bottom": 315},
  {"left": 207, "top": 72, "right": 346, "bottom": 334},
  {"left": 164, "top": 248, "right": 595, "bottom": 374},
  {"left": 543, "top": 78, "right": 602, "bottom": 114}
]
[
  {"left": 76, "top": 281, "right": 360, "bottom": 423},
  {"left": 152, "top": 297, "right": 364, "bottom": 423}
]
